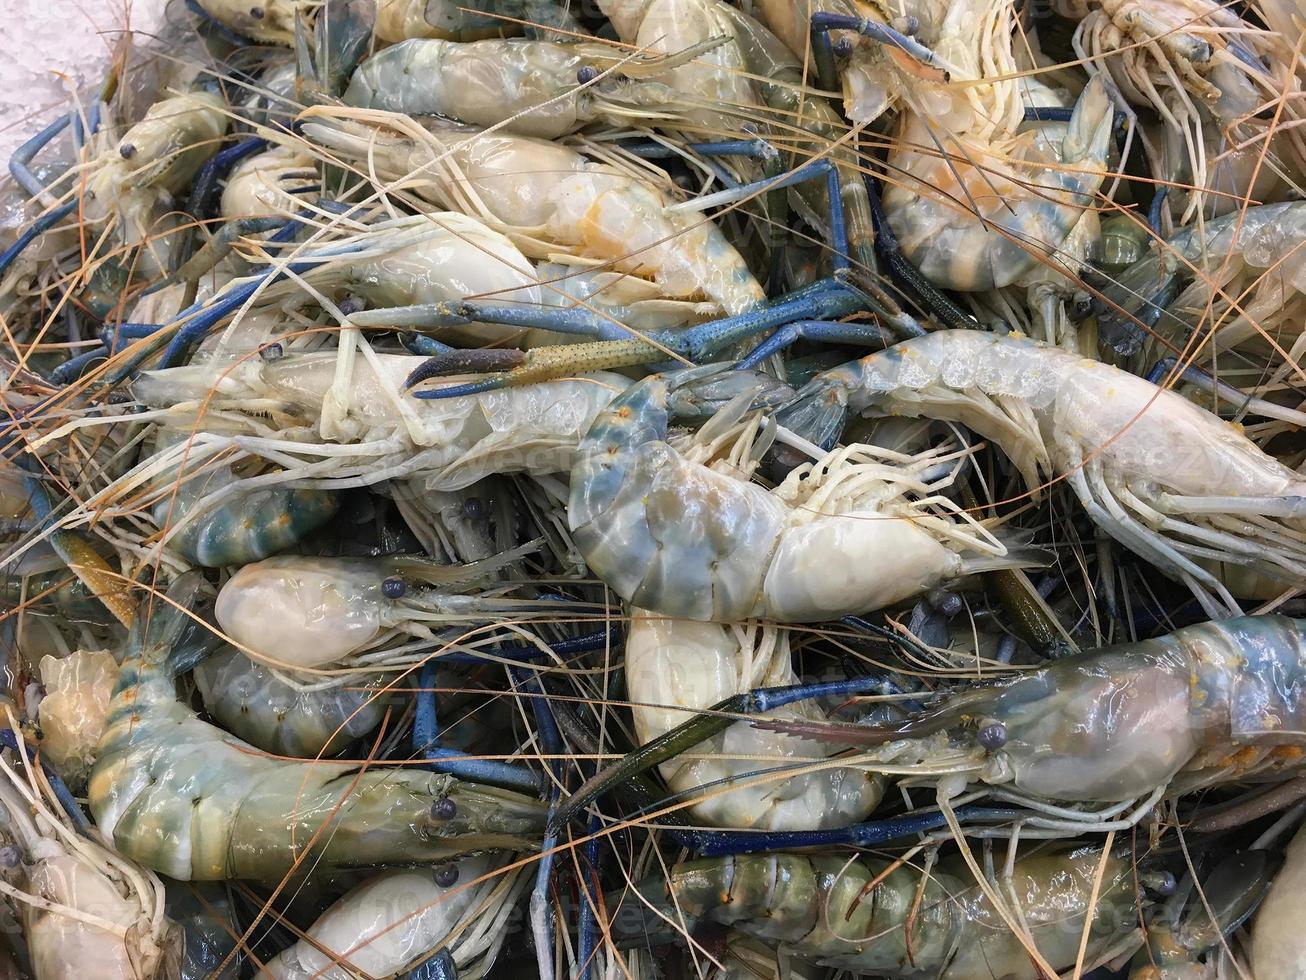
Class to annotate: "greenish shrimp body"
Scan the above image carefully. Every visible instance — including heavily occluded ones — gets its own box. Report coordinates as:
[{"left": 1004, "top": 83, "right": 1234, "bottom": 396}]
[
  {"left": 668, "top": 846, "right": 1138, "bottom": 977},
  {"left": 89, "top": 577, "right": 545, "bottom": 881}
]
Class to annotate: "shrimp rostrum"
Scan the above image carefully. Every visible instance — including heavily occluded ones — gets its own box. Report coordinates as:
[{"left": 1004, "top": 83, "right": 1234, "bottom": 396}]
[
  {"left": 89, "top": 575, "right": 545, "bottom": 881},
  {"left": 779, "top": 329, "right": 1306, "bottom": 616}
]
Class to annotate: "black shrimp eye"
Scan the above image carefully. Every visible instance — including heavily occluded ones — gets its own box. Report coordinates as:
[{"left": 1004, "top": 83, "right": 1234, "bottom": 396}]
[
  {"left": 0, "top": 845, "right": 20, "bottom": 868},
  {"left": 118, "top": 143, "right": 136, "bottom": 160},
  {"left": 434, "top": 863, "right": 460, "bottom": 887},
  {"left": 337, "top": 297, "right": 363, "bottom": 317},
  {"left": 249, "top": 6, "right": 265, "bottom": 18},
  {"left": 577, "top": 66, "right": 599, "bottom": 84},
  {"left": 381, "top": 577, "right": 406, "bottom": 599},
  {"left": 1151, "top": 870, "right": 1179, "bottom": 896},
  {"left": 430, "top": 798, "right": 457, "bottom": 821},
  {"left": 833, "top": 37, "right": 853, "bottom": 57},
  {"left": 259, "top": 342, "right": 284, "bottom": 362},
  {"left": 977, "top": 720, "right": 1007, "bottom": 751},
  {"left": 462, "top": 497, "right": 483, "bottom": 520}
]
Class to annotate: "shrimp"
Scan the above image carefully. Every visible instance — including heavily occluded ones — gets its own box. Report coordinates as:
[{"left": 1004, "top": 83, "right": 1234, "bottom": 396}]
[
  {"left": 882, "top": 75, "right": 1116, "bottom": 291},
  {"left": 626, "top": 612, "right": 883, "bottom": 829},
  {"left": 299, "top": 110, "right": 768, "bottom": 313},
  {"left": 266, "top": 853, "right": 524, "bottom": 978},
  {"left": 1252, "top": 820, "right": 1306, "bottom": 980},
  {"left": 192, "top": 646, "right": 387, "bottom": 757},
  {"left": 783, "top": 329, "right": 1306, "bottom": 616},
  {"left": 1096, "top": 201, "right": 1306, "bottom": 356},
  {"left": 343, "top": 37, "right": 721, "bottom": 139},
  {"left": 88, "top": 574, "right": 546, "bottom": 881},
  {"left": 664, "top": 845, "right": 1141, "bottom": 977},
  {"left": 0, "top": 723, "right": 178, "bottom": 979},
  {"left": 83, "top": 91, "right": 229, "bottom": 277},
  {"left": 568, "top": 365, "right": 1026, "bottom": 622},
  {"left": 212, "top": 548, "right": 570, "bottom": 670},
  {"left": 1063, "top": 0, "right": 1306, "bottom": 216},
  {"left": 803, "top": 615, "right": 1306, "bottom": 809},
  {"left": 191, "top": 0, "right": 300, "bottom": 44},
  {"left": 127, "top": 350, "right": 629, "bottom": 494},
  {"left": 373, "top": 0, "right": 583, "bottom": 43}
]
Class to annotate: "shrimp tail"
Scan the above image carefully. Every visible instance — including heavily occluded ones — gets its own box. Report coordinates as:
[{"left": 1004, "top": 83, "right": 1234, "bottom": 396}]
[
  {"left": 772, "top": 374, "right": 851, "bottom": 452},
  {"left": 1062, "top": 74, "right": 1116, "bottom": 173},
  {"left": 128, "top": 572, "right": 221, "bottom": 678}
]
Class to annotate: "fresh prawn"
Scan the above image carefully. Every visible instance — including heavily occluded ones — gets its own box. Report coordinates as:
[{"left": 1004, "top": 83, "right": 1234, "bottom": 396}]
[
  {"left": 88, "top": 574, "right": 545, "bottom": 881},
  {"left": 782, "top": 329, "right": 1306, "bottom": 616}
]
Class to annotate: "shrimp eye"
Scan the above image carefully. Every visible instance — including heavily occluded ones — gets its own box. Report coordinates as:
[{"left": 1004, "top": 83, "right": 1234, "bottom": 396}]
[
  {"left": 119, "top": 143, "right": 137, "bottom": 160},
  {"left": 463, "top": 497, "right": 483, "bottom": 520},
  {"left": 430, "top": 798, "right": 458, "bottom": 821},
  {"left": 977, "top": 720, "right": 1007, "bottom": 751},
  {"left": 338, "top": 296, "right": 363, "bottom": 317},
  {"left": 0, "top": 845, "right": 20, "bottom": 868},
  {"left": 249, "top": 6, "right": 265, "bottom": 18},
  {"left": 434, "top": 863, "right": 459, "bottom": 887},
  {"left": 1149, "top": 870, "right": 1178, "bottom": 896},
  {"left": 259, "top": 342, "right": 284, "bottom": 361},
  {"left": 833, "top": 37, "right": 853, "bottom": 57},
  {"left": 577, "top": 66, "right": 599, "bottom": 84},
  {"left": 381, "top": 577, "right": 407, "bottom": 599}
]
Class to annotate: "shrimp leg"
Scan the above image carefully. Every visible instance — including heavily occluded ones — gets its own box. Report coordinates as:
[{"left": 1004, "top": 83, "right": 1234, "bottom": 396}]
[
  {"left": 8, "top": 113, "right": 72, "bottom": 199},
  {"left": 403, "top": 278, "right": 869, "bottom": 398},
  {"left": 809, "top": 12, "right": 957, "bottom": 78},
  {"left": 414, "top": 661, "right": 543, "bottom": 793}
]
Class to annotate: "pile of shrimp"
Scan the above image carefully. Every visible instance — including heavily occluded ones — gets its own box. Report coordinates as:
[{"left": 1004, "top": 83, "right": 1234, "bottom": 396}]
[{"left": 4, "top": 0, "right": 1306, "bottom": 976}]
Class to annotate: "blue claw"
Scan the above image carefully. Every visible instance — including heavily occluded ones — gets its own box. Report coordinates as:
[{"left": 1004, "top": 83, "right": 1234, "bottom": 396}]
[
  {"left": 9, "top": 114, "right": 71, "bottom": 198},
  {"left": 687, "top": 805, "right": 1018, "bottom": 856},
  {"left": 864, "top": 175, "right": 972, "bottom": 331},
  {"left": 0, "top": 729, "right": 92, "bottom": 835},
  {"left": 49, "top": 345, "right": 109, "bottom": 385},
  {"left": 621, "top": 138, "right": 774, "bottom": 161},
  {"left": 185, "top": 137, "right": 269, "bottom": 220},
  {"left": 414, "top": 662, "right": 542, "bottom": 794},
  {"left": 734, "top": 319, "right": 891, "bottom": 369},
  {"left": 404, "top": 349, "right": 526, "bottom": 392},
  {"left": 0, "top": 201, "right": 76, "bottom": 280},
  {"left": 810, "top": 12, "right": 953, "bottom": 76}
]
